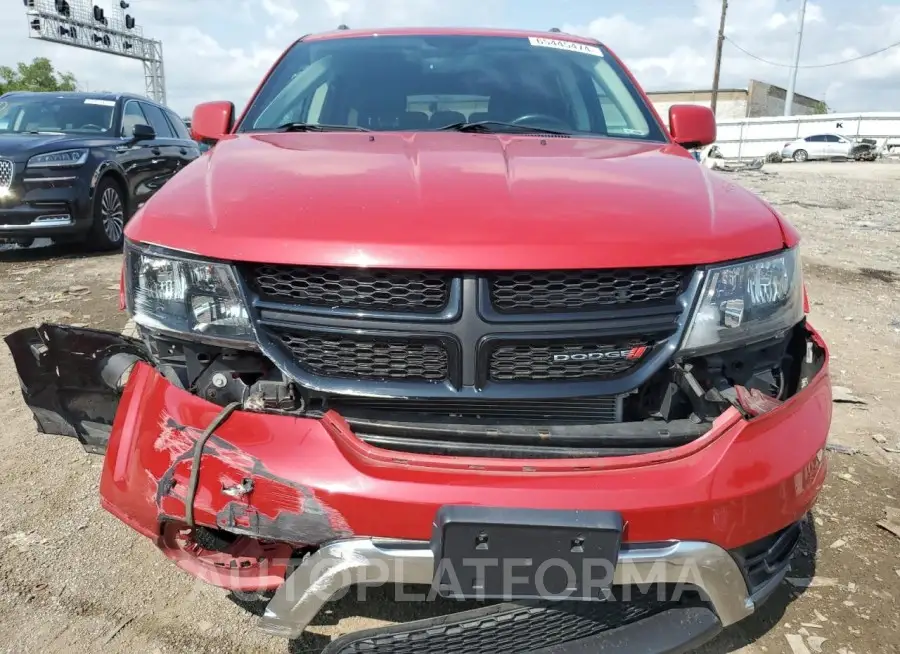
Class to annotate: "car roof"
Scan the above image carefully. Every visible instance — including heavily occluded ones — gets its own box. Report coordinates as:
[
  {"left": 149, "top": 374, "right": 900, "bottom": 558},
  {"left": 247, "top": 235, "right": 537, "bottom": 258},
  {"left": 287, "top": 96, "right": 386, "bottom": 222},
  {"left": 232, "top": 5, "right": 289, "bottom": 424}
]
[
  {"left": 301, "top": 26, "right": 603, "bottom": 46},
  {"left": 0, "top": 90, "right": 156, "bottom": 105}
]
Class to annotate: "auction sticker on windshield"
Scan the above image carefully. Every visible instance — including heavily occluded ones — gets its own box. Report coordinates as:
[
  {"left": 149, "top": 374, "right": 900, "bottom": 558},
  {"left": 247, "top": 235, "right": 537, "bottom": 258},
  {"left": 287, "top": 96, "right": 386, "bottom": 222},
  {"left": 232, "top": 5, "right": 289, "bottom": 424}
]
[{"left": 528, "top": 37, "right": 603, "bottom": 57}]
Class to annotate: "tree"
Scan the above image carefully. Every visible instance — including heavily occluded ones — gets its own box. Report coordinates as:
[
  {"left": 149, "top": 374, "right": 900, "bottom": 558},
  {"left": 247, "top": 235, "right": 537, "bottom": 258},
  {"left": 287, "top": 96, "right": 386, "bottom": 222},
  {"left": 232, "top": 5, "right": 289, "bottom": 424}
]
[
  {"left": 0, "top": 57, "right": 78, "bottom": 95},
  {"left": 811, "top": 100, "right": 830, "bottom": 115}
]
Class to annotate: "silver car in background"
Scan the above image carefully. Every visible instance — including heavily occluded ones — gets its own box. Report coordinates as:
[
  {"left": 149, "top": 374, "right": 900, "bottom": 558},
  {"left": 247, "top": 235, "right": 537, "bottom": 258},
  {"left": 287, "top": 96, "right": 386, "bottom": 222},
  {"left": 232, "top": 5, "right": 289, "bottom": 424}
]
[{"left": 781, "top": 133, "right": 856, "bottom": 162}]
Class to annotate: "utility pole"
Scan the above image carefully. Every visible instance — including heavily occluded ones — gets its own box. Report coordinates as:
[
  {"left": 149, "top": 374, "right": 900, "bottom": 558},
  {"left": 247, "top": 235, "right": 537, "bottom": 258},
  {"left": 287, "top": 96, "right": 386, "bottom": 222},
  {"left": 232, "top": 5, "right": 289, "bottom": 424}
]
[
  {"left": 784, "top": 0, "right": 808, "bottom": 116},
  {"left": 710, "top": 0, "right": 728, "bottom": 115}
]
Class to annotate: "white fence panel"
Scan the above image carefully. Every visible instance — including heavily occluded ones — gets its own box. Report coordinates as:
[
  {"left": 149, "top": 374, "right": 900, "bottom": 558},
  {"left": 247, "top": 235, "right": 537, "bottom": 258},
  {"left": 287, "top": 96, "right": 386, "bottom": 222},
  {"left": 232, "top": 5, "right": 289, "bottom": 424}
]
[{"left": 713, "top": 113, "right": 900, "bottom": 159}]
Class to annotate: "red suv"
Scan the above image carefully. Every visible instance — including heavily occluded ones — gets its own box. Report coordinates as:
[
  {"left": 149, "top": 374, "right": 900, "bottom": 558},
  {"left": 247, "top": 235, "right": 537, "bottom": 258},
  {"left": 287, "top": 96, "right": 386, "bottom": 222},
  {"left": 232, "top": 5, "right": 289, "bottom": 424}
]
[{"left": 6, "top": 27, "right": 830, "bottom": 654}]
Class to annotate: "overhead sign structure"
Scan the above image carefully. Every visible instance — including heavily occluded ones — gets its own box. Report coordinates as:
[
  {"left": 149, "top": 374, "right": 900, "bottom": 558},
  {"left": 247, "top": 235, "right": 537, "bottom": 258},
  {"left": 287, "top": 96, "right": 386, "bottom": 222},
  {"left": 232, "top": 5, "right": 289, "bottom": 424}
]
[{"left": 22, "top": 0, "right": 166, "bottom": 105}]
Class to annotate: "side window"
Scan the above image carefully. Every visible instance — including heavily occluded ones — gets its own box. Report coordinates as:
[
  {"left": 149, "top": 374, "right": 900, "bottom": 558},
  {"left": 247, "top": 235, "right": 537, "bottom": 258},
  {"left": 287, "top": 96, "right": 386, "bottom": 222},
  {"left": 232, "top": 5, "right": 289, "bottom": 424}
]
[
  {"left": 164, "top": 110, "right": 191, "bottom": 140},
  {"left": 824, "top": 135, "right": 840, "bottom": 143},
  {"left": 140, "top": 103, "right": 174, "bottom": 138},
  {"left": 805, "top": 135, "right": 825, "bottom": 142},
  {"left": 121, "top": 100, "right": 148, "bottom": 137}
]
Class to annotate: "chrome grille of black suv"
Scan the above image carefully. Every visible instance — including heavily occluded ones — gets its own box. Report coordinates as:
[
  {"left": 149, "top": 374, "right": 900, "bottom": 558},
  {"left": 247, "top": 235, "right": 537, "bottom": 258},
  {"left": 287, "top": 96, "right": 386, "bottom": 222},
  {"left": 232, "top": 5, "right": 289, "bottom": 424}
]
[
  {"left": 490, "top": 267, "right": 690, "bottom": 313},
  {"left": 273, "top": 329, "right": 449, "bottom": 382},
  {"left": 248, "top": 264, "right": 451, "bottom": 313},
  {"left": 489, "top": 338, "right": 651, "bottom": 382},
  {"left": 0, "top": 159, "right": 13, "bottom": 190}
]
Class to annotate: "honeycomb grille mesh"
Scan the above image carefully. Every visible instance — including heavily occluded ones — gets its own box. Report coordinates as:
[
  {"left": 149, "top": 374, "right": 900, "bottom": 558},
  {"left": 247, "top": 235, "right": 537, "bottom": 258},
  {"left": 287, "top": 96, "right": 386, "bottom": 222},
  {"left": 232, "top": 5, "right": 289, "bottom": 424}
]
[
  {"left": 490, "top": 339, "right": 650, "bottom": 382},
  {"left": 274, "top": 330, "right": 449, "bottom": 382},
  {"left": 248, "top": 264, "right": 451, "bottom": 313},
  {"left": 0, "top": 159, "right": 13, "bottom": 190},
  {"left": 325, "top": 588, "right": 688, "bottom": 654},
  {"left": 490, "top": 268, "right": 689, "bottom": 313}
]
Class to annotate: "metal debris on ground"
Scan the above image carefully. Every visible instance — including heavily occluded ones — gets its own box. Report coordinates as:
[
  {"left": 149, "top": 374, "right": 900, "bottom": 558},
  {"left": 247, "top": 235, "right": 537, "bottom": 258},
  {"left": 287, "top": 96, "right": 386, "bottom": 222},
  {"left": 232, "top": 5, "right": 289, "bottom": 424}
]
[
  {"left": 807, "top": 636, "right": 828, "bottom": 653},
  {"left": 876, "top": 507, "right": 900, "bottom": 540},
  {"left": 786, "top": 633, "right": 813, "bottom": 654},
  {"left": 697, "top": 145, "right": 765, "bottom": 172},
  {"left": 826, "top": 443, "right": 858, "bottom": 455},
  {"left": 786, "top": 577, "right": 839, "bottom": 588},
  {"left": 831, "top": 386, "right": 866, "bottom": 404}
]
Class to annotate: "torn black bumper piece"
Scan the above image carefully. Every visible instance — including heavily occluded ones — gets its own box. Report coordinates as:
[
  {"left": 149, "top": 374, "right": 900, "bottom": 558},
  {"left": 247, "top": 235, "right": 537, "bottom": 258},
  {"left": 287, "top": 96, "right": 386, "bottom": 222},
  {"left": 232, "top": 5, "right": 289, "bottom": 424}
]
[
  {"left": 320, "top": 599, "right": 722, "bottom": 654},
  {"left": 5, "top": 324, "right": 147, "bottom": 453}
]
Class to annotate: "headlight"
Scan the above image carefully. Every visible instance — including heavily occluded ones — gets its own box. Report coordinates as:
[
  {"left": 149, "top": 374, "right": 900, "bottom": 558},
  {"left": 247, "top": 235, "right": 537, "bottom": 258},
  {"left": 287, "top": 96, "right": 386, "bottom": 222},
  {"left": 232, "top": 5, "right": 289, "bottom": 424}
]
[
  {"left": 124, "top": 243, "right": 254, "bottom": 346},
  {"left": 26, "top": 149, "right": 89, "bottom": 168},
  {"left": 680, "top": 248, "right": 804, "bottom": 355}
]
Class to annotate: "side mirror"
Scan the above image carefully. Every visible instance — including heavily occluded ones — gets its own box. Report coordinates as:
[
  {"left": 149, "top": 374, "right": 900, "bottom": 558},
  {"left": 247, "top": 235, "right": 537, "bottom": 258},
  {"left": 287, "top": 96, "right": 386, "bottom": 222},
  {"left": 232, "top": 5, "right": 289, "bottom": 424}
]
[
  {"left": 669, "top": 104, "right": 717, "bottom": 150},
  {"left": 132, "top": 123, "right": 156, "bottom": 141},
  {"left": 191, "top": 101, "right": 235, "bottom": 143}
]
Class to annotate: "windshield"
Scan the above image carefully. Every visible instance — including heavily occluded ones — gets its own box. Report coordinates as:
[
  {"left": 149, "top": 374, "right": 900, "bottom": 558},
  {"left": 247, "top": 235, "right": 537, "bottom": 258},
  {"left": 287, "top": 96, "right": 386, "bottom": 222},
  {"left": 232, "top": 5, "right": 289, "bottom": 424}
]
[
  {"left": 238, "top": 34, "right": 666, "bottom": 141},
  {"left": 0, "top": 96, "right": 116, "bottom": 135}
]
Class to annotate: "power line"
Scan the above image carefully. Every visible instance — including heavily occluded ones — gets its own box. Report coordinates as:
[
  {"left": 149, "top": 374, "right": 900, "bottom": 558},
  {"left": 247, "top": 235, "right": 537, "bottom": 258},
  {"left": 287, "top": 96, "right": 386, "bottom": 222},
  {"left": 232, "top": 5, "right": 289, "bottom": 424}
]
[{"left": 724, "top": 34, "right": 900, "bottom": 69}]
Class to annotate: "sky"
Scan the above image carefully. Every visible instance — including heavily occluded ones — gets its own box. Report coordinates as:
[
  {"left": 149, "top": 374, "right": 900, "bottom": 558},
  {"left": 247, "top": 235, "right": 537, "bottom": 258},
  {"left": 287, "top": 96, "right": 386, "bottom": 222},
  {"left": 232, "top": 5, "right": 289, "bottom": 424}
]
[{"left": 3, "top": 0, "right": 900, "bottom": 117}]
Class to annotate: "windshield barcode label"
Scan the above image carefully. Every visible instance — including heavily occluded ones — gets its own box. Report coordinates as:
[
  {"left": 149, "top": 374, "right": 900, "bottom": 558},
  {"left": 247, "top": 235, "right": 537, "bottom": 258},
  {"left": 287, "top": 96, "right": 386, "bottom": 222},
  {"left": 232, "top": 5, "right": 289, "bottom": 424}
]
[{"left": 528, "top": 37, "right": 603, "bottom": 57}]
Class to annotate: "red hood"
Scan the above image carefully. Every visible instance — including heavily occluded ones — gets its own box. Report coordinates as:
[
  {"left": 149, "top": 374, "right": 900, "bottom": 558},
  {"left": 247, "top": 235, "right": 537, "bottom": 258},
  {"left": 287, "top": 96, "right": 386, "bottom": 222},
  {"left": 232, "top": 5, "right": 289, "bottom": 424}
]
[{"left": 126, "top": 132, "right": 787, "bottom": 269}]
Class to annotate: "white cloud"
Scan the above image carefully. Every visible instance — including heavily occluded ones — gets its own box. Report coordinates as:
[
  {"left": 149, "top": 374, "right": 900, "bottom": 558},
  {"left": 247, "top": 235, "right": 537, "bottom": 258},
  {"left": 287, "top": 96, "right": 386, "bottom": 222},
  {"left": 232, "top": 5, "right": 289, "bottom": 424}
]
[{"left": 564, "top": 0, "right": 900, "bottom": 111}]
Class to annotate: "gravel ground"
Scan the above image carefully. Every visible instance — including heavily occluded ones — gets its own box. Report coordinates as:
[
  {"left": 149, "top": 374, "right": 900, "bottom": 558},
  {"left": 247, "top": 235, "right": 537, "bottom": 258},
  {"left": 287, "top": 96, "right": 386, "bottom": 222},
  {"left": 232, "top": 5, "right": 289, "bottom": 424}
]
[{"left": 0, "top": 161, "right": 899, "bottom": 654}]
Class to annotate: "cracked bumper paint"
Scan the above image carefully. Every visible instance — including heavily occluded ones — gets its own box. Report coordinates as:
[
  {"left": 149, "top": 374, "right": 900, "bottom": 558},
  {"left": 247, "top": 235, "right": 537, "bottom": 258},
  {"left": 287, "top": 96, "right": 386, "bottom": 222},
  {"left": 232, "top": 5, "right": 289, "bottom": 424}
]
[{"left": 100, "top": 348, "right": 831, "bottom": 592}]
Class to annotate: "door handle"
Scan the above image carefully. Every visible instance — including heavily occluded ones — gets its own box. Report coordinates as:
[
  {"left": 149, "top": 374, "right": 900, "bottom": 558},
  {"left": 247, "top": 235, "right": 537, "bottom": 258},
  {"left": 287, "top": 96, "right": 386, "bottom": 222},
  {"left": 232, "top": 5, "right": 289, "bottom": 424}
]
[
  {"left": 179, "top": 148, "right": 188, "bottom": 155},
  {"left": 151, "top": 148, "right": 162, "bottom": 155}
]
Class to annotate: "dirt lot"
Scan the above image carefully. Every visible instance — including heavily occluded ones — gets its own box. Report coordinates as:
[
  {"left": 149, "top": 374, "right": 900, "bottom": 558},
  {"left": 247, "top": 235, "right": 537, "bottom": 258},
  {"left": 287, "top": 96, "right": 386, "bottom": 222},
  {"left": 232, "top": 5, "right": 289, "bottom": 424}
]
[{"left": 0, "top": 161, "right": 899, "bottom": 654}]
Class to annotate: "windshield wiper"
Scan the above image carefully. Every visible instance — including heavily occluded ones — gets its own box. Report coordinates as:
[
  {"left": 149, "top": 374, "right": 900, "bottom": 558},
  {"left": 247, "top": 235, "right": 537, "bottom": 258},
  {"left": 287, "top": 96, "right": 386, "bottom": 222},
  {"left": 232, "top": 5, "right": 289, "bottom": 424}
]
[
  {"left": 438, "top": 121, "right": 572, "bottom": 136},
  {"left": 273, "top": 122, "right": 371, "bottom": 132}
]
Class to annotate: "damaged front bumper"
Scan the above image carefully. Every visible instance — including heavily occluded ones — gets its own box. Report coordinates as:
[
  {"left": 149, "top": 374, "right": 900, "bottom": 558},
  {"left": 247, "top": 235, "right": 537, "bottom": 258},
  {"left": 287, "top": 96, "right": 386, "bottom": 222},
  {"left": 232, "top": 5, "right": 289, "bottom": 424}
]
[{"left": 5, "top": 322, "right": 831, "bottom": 650}]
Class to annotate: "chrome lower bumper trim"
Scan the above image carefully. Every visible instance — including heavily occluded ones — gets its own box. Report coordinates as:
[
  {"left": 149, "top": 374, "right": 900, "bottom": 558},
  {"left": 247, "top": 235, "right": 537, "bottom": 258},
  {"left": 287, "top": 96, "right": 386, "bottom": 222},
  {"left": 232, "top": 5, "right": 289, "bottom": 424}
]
[
  {"left": 0, "top": 214, "right": 73, "bottom": 230},
  {"left": 257, "top": 538, "right": 755, "bottom": 639}
]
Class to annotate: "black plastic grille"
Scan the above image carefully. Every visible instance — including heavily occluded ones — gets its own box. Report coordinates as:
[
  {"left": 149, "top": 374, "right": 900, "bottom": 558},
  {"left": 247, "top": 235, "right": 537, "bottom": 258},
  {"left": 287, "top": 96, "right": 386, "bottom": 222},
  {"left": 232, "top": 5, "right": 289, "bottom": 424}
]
[
  {"left": 247, "top": 264, "right": 451, "bottom": 313},
  {"left": 323, "top": 586, "right": 698, "bottom": 654},
  {"left": 490, "top": 268, "right": 690, "bottom": 314},
  {"left": 330, "top": 396, "right": 620, "bottom": 423},
  {"left": 490, "top": 339, "right": 651, "bottom": 382},
  {"left": 732, "top": 521, "right": 804, "bottom": 595},
  {"left": 273, "top": 330, "right": 449, "bottom": 382}
]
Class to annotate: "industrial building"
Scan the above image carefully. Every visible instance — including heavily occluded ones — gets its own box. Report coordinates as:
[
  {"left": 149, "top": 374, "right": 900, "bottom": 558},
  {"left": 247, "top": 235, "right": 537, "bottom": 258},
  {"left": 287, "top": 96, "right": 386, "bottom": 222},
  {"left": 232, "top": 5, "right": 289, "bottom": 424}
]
[{"left": 647, "top": 79, "right": 824, "bottom": 120}]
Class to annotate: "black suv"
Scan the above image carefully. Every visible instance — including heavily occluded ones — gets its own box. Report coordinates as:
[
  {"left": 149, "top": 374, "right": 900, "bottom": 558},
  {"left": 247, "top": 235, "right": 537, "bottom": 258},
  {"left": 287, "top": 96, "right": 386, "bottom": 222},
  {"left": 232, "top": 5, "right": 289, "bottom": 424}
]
[{"left": 0, "top": 91, "right": 200, "bottom": 249}]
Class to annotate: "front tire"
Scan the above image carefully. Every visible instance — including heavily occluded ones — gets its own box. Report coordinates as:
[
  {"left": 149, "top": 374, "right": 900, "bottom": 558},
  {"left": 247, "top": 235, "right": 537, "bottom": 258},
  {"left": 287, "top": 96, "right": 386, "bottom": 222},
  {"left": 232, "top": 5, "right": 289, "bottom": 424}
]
[
  {"left": 792, "top": 149, "right": 808, "bottom": 163},
  {"left": 89, "top": 177, "right": 127, "bottom": 251}
]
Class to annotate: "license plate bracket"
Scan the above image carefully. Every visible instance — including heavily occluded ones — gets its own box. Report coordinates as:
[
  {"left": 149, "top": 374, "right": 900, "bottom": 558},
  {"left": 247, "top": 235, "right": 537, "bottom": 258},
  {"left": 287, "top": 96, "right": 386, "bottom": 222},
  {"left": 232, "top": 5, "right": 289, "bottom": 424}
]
[{"left": 431, "top": 506, "right": 623, "bottom": 602}]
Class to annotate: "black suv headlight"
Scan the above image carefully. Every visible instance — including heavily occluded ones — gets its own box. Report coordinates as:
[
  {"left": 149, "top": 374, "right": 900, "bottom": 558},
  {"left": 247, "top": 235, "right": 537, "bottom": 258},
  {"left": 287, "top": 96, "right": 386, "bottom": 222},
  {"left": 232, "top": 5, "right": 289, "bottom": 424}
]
[
  {"left": 680, "top": 247, "right": 804, "bottom": 356},
  {"left": 124, "top": 242, "right": 254, "bottom": 346},
  {"left": 26, "top": 149, "right": 89, "bottom": 168}
]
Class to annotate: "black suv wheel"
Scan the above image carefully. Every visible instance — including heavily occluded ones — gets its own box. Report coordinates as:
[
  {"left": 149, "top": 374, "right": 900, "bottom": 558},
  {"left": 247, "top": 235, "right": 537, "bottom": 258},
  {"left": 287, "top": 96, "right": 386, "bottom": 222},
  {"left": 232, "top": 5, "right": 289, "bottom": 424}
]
[{"left": 89, "top": 177, "right": 127, "bottom": 250}]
